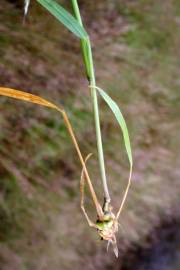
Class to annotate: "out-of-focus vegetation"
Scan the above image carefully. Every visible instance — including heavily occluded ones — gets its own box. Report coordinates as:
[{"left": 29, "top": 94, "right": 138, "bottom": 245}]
[{"left": 0, "top": 0, "right": 179, "bottom": 269}]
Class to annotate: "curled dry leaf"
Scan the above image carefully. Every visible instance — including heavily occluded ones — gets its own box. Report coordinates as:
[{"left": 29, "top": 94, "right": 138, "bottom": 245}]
[{"left": 0, "top": 87, "right": 103, "bottom": 217}]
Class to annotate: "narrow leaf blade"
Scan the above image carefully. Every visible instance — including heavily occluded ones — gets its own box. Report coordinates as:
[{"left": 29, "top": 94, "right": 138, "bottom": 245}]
[
  {"left": 95, "top": 86, "right": 133, "bottom": 167},
  {"left": 0, "top": 87, "right": 60, "bottom": 111},
  {"left": 37, "top": 0, "right": 88, "bottom": 39}
]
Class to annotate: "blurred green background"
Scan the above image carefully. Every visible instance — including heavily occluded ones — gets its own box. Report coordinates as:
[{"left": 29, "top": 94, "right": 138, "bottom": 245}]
[{"left": 0, "top": 0, "right": 179, "bottom": 269}]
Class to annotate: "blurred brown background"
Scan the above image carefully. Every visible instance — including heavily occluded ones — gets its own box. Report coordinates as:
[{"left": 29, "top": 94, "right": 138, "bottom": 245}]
[{"left": 0, "top": 0, "right": 179, "bottom": 269}]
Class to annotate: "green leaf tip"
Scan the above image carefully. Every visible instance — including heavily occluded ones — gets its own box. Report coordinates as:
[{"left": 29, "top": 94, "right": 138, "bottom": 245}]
[
  {"left": 36, "top": 0, "right": 88, "bottom": 39},
  {"left": 94, "top": 86, "right": 133, "bottom": 168}
]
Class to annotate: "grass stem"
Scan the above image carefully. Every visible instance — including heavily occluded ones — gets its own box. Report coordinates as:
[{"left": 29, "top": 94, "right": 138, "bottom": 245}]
[{"left": 71, "top": 0, "right": 111, "bottom": 204}]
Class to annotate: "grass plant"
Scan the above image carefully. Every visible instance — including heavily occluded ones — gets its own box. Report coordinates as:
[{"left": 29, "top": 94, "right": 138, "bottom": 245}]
[{"left": 0, "top": 0, "right": 133, "bottom": 256}]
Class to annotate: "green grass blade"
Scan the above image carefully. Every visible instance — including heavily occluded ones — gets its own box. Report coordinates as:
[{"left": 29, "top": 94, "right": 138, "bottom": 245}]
[
  {"left": 36, "top": 0, "right": 88, "bottom": 39},
  {"left": 95, "top": 86, "right": 133, "bottom": 168}
]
